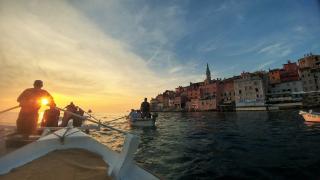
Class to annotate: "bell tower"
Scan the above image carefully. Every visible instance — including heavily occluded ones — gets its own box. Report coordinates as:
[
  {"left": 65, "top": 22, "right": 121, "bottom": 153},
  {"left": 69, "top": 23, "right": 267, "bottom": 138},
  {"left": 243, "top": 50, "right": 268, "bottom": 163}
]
[{"left": 205, "top": 63, "right": 211, "bottom": 83}]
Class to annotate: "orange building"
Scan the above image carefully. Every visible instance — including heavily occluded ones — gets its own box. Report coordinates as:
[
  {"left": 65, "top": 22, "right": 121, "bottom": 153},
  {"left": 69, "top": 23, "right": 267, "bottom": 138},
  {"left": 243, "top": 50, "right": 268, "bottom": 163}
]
[
  {"left": 269, "top": 61, "right": 299, "bottom": 84},
  {"left": 268, "top": 69, "right": 282, "bottom": 84},
  {"left": 281, "top": 60, "right": 299, "bottom": 82}
]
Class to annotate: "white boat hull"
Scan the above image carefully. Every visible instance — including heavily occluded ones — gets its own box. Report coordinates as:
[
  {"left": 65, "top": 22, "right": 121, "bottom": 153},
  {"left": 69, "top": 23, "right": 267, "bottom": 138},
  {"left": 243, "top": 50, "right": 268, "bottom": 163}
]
[
  {"left": 0, "top": 127, "right": 159, "bottom": 180},
  {"left": 127, "top": 117, "right": 156, "bottom": 127}
]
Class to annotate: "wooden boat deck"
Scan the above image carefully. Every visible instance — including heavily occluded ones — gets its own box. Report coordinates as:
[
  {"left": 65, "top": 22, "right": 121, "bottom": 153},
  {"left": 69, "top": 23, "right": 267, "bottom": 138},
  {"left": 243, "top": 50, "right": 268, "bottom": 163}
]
[{"left": 0, "top": 148, "right": 112, "bottom": 180}]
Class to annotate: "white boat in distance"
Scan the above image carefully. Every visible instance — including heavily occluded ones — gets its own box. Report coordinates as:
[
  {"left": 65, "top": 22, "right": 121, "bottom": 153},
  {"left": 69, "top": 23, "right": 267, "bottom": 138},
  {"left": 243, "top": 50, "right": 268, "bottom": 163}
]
[
  {"left": 0, "top": 109, "right": 160, "bottom": 180},
  {"left": 127, "top": 114, "right": 157, "bottom": 127}
]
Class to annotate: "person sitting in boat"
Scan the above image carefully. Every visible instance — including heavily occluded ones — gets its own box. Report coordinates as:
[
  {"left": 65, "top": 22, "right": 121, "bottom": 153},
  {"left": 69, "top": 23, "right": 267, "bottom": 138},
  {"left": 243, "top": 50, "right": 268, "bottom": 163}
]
[
  {"left": 140, "top": 98, "right": 150, "bottom": 118},
  {"left": 136, "top": 110, "right": 142, "bottom": 118},
  {"left": 73, "top": 106, "right": 85, "bottom": 127},
  {"left": 16, "top": 80, "right": 55, "bottom": 136},
  {"left": 129, "top": 109, "right": 135, "bottom": 117},
  {"left": 41, "top": 103, "right": 60, "bottom": 127},
  {"left": 129, "top": 109, "right": 141, "bottom": 119},
  {"left": 61, "top": 102, "right": 77, "bottom": 127}
]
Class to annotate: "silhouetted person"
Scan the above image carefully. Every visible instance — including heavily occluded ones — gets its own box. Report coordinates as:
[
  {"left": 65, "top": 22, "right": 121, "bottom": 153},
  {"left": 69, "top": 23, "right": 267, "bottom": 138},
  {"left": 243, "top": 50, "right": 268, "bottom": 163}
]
[
  {"left": 73, "top": 107, "right": 84, "bottom": 127},
  {"left": 61, "top": 102, "right": 77, "bottom": 127},
  {"left": 17, "top": 80, "right": 54, "bottom": 136},
  {"left": 140, "top": 98, "right": 150, "bottom": 118},
  {"left": 41, "top": 103, "right": 60, "bottom": 127}
]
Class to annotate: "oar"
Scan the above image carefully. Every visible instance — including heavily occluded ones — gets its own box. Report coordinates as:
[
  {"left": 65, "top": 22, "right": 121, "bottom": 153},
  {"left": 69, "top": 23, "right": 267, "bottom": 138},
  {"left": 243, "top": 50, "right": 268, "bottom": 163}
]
[
  {"left": 83, "top": 110, "right": 101, "bottom": 123},
  {"left": 83, "top": 110, "right": 126, "bottom": 124},
  {"left": 56, "top": 107, "right": 127, "bottom": 134},
  {"left": 104, "top": 116, "right": 127, "bottom": 123},
  {"left": 0, "top": 105, "right": 20, "bottom": 114}
]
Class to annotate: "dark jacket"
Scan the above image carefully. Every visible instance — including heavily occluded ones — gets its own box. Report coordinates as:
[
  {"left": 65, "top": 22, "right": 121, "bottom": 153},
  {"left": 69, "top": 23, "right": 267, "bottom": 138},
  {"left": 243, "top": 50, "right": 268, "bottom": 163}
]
[{"left": 140, "top": 101, "right": 150, "bottom": 113}]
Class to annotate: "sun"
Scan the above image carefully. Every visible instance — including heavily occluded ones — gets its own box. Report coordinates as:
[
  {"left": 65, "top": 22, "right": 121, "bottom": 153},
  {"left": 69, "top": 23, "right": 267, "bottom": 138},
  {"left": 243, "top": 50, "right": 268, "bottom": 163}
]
[{"left": 41, "top": 98, "right": 49, "bottom": 106}]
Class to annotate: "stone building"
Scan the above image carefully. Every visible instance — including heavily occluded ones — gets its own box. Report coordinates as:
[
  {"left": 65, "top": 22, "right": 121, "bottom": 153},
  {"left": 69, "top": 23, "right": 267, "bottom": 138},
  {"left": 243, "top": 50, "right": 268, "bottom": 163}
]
[
  {"left": 186, "top": 82, "right": 202, "bottom": 100},
  {"left": 299, "top": 67, "right": 320, "bottom": 92},
  {"left": 298, "top": 53, "right": 320, "bottom": 69},
  {"left": 196, "top": 64, "right": 222, "bottom": 111},
  {"left": 150, "top": 98, "right": 162, "bottom": 111},
  {"left": 219, "top": 77, "right": 238, "bottom": 111},
  {"left": 267, "top": 80, "right": 303, "bottom": 104},
  {"left": 234, "top": 72, "right": 268, "bottom": 110},
  {"left": 298, "top": 53, "right": 320, "bottom": 107}
]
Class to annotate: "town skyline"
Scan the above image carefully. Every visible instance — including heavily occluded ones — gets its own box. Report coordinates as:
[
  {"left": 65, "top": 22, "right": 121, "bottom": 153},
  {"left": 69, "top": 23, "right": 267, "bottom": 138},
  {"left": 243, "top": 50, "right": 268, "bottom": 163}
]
[
  {"left": 0, "top": 0, "right": 319, "bottom": 112},
  {"left": 151, "top": 53, "right": 320, "bottom": 112},
  {"left": 154, "top": 53, "right": 317, "bottom": 94}
]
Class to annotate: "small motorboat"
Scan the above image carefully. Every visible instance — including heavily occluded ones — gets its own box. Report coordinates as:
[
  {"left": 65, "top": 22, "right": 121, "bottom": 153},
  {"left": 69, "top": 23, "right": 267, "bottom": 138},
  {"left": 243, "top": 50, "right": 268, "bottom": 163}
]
[
  {"left": 299, "top": 110, "right": 320, "bottom": 122},
  {"left": 127, "top": 113, "right": 158, "bottom": 127}
]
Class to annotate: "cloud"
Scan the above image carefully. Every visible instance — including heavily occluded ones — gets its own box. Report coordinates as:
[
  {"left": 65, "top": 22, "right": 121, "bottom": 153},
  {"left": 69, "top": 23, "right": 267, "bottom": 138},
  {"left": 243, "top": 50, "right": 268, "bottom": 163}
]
[
  {"left": 0, "top": 0, "right": 176, "bottom": 112},
  {"left": 258, "top": 43, "right": 292, "bottom": 57},
  {"left": 0, "top": 0, "right": 207, "bottom": 112},
  {"left": 255, "top": 60, "right": 275, "bottom": 71}
]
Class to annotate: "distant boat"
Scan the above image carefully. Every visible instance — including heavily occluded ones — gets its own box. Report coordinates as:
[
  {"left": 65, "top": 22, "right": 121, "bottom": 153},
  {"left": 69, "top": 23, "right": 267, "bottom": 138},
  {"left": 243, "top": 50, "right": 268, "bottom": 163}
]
[
  {"left": 127, "top": 113, "right": 157, "bottom": 127},
  {"left": 299, "top": 110, "right": 320, "bottom": 122}
]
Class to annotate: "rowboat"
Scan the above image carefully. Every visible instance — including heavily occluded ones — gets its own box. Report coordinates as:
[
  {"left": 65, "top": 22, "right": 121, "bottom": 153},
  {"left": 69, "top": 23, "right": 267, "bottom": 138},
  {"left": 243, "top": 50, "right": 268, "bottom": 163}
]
[
  {"left": 0, "top": 126, "right": 159, "bottom": 179},
  {"left": 127, "top": 114, "right": 157, "bottom": 127},
  {"left": 0, "top": 109, "right": 160, "bottom": 180},
  {"left": 299, "top": 110, "right": 320, "bottom": 122}
]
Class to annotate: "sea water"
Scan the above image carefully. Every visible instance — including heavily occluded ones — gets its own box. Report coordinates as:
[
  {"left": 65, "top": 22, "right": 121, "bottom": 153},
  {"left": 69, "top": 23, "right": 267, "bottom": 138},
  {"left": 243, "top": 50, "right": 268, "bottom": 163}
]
[{"left": 2, "top": 110, "right": 320, "bottom": 179}]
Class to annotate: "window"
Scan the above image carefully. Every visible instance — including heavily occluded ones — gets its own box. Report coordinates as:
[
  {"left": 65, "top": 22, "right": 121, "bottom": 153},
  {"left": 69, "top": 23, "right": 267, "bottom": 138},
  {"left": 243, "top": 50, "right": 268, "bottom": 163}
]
[
  {"left": 239, "top": 90, "right": 242, "bottom": 94},
  {"left": 255, "top": 88, "right": 259, "bottom": 92}
]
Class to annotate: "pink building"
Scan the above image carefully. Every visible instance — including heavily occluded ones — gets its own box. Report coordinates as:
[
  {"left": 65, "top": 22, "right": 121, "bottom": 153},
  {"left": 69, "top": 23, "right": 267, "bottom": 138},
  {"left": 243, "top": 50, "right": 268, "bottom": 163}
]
[{"left": 281, "top": 60, "right": 299, "bottom": 82}]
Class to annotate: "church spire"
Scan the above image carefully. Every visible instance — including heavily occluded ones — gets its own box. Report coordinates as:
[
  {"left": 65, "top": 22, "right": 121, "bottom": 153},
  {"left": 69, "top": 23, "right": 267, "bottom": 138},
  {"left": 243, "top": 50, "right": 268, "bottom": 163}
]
[{"left": 206, "top": 63, "right": 211, "bottom": 81}]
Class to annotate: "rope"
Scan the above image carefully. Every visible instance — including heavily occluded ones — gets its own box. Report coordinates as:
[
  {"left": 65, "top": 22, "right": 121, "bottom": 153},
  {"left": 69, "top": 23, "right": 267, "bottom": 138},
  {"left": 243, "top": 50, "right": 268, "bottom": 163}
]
[{"left": 52, "top": 127, "right": 78, "bottom": 144}]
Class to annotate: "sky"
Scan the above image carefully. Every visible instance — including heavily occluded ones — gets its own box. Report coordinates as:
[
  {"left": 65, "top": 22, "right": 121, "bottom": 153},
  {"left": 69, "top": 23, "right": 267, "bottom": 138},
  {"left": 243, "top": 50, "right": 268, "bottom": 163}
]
[{"left": 0, "top": 0, "right": 319, "bottom": 113}]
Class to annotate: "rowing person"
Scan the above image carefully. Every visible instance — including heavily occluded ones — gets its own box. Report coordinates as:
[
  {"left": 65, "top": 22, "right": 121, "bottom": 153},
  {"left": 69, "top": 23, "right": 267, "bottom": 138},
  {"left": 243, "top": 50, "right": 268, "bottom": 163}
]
[
  {"left": 60, "top": 102, "right": 77, "bottom": 127},
  {"left": 73, "top": 106, "right": 85, "bottom": 127},
  {"left": 41, "top": 103, "right": 60, "bottom": 127},
  {"left": 17, "top": 80, "right": 55, "bottom": 136},
  {"left": 140, "top": 98, "right": 150, "bottom": 118}
]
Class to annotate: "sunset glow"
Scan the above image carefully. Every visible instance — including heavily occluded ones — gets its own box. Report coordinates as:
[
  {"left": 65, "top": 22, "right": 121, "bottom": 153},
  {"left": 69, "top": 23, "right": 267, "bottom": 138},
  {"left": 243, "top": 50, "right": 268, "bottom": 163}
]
[{"left": 41, "top": 99, "right": 49, "bottom": 106}]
